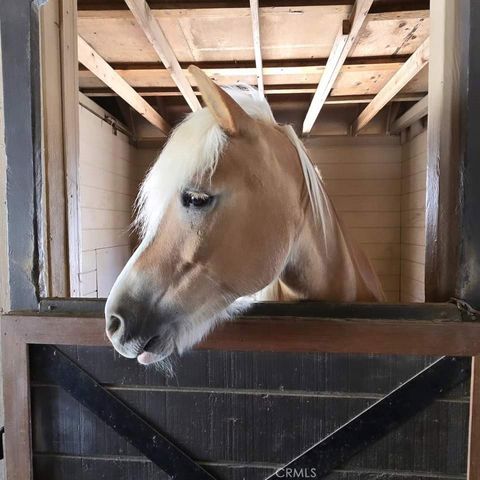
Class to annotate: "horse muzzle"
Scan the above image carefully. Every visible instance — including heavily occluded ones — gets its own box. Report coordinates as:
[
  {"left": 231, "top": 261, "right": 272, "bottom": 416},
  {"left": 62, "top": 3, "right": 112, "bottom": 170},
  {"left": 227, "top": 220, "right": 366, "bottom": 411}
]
[{"left": 105, "top": 289, "right": 177, "bottom": 365}]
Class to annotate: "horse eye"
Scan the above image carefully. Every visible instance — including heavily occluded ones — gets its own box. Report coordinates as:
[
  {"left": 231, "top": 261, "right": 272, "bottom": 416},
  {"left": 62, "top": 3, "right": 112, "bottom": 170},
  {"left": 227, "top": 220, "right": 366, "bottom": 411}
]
[{"left": 181, "top": 190, "right": 213, "bottom": 209}]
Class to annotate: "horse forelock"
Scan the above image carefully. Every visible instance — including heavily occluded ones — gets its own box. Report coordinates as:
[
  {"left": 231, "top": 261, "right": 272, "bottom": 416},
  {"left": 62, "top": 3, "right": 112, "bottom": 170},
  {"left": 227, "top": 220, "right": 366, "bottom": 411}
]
[{"left": 134, "top": 84, "right": 329, "bottom": 243}]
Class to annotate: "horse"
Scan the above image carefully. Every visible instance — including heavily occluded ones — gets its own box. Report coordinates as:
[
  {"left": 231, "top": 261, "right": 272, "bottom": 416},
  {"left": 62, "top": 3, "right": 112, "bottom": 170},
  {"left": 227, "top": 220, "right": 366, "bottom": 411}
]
[{"left": 105, "top": 65, "right": 385, "bottom": 368}]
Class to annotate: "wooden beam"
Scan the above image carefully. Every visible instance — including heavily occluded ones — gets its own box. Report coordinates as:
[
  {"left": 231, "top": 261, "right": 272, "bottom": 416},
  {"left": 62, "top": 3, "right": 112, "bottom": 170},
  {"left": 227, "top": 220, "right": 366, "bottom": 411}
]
[
  {"left": 249, "top": 0, "right": 264, "bottom": 97},
  {"left": 385, "top": 101, "right": 401, "bottom": 135},
  {"left": 390, "top": 94, "right": 428, "bottom": 133},
  {"left": 425, "top": 0, "right": 463, "bottom": 302},
  {"left": 124, "top": 0, "right": 201, "bottom": 112},
  {"left": 352, "top": 37, "right": 430, "bottom": 135},
  {"left": 302, "top": 0, "right": 374, "bottom": 135},
  {"left": 5, "top": 300, "right": 480, "bottom": 356},
  {"left": 39, "top": 0, "right": 70, "bottom": 297},
  {"left": 78, "top": 59, "right": 428, "bottom": 94},
  {"left": 2, "top": 323, "right": 32, "bottom": 479},
  {"left": 468, "top": 356, "right": 480, "bottom": 480},
  {"left": 77, "top": 35, "right": 170, "bottom": 133},
  {"left": 82, "top": 85, "right": 426, "bottom": 102},
  {"left": 61, "top": 0, "right": 82, "bottom": 297},
  {"left": 81, "top": 56, "right": 412, "bottom": 72}
]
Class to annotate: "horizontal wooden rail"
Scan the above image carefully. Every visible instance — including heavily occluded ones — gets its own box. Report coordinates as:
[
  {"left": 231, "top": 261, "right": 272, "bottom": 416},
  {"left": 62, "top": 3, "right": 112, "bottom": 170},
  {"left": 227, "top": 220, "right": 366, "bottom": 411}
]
[{"left": 4, "top": 300, "right": 480, "bottom": 356}]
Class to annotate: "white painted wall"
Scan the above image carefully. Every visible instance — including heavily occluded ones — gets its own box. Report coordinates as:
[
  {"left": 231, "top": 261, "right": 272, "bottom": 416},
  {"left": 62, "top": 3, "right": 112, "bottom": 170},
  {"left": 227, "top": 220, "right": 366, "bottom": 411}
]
[
  {"left": 78, "top": 104, "right": 156, "bottom": 298},
  {"left": 305, "top": 136, "right": 403, "bottom": 301},
  {"left": 400, "top": 129, "right": 427, "bottom": 302}
]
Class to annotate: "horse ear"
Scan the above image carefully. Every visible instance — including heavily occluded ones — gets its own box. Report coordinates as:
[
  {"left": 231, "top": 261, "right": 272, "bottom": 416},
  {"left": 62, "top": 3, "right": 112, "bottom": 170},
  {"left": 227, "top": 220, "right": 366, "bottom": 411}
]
[{"left": 188, "top": 65, "right": 253, "bottom": 136}]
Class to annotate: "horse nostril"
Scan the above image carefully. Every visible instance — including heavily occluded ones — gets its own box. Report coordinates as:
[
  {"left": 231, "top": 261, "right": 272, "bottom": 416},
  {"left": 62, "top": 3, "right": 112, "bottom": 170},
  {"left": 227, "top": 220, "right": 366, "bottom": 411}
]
[{"left": 107, "top": 314, "right": 123, "bottom": 337}]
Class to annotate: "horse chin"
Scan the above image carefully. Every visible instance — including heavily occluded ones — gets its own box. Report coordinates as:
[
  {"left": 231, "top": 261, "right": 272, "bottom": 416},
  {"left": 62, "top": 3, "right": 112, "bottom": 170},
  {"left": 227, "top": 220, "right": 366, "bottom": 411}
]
[
  {"left": 174, "top": 295, "right": 255, "bottom": 355},
  {"left": 137, "top": 346, "right": 173, "bottom": 366},
  {"left": 136, "top": 334, "right": 175, "bottom": 366},
  {"left": 135, "top": 296, "right": 254, "bottom": 369}
]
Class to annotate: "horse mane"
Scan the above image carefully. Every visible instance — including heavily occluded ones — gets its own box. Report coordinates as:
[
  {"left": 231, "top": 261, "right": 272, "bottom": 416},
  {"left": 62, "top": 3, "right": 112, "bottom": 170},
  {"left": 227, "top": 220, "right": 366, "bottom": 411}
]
[{"left": 135, "top": 85, "right": 333, "bottom": 245}]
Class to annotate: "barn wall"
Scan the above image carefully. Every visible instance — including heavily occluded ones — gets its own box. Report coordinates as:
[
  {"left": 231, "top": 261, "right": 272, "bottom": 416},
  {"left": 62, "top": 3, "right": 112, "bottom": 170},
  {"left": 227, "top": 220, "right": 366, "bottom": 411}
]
[
  {"left": 400, "top": 128, "right": 427, "bottom": 302},
  {"left": 78, "top": 105, "right": 155, "bottom": 298},
  {"left": 305, "top": 137, "right": 402, "bottom": 302}
]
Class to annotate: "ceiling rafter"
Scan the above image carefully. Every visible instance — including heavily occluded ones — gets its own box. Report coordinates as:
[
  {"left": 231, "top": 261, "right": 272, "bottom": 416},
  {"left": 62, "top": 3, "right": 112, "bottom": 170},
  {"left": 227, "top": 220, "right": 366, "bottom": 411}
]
[
  {"left": 390, "top": 95, "right": 428, "bottom": 134},
  {"left": 249, "top": 0, "right": 264, "bottom": 97},
  {"left": 352, "top": 37, "right": 430, "bottom": 135},
  {"left": 302, "top": 0, "right": 374, "bottom": 135},
  {"left": 124, "top": 0, "right": 201, "bottom": 111},
  {"left": 77, "top": 35, "right": 171, "bottom": 134}
]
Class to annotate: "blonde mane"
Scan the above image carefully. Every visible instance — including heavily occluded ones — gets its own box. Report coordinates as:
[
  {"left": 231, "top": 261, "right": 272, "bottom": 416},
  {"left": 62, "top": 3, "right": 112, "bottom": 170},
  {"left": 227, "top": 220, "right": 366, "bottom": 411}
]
[{"left": 135, "top": 85, "right": 332, "bottom": 244}]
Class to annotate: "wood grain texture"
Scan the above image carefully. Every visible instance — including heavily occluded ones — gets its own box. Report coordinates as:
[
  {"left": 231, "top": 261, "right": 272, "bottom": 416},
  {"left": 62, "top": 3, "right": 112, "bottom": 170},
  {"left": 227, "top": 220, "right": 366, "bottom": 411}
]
[
  {"left": 32, "top": 456, "right": 468, "bottom": 480},
  {"left": 352, "top": 38, "right": 429, "bottom": 134},
  {"left": 77, "top": 36, "right": 170, "bottom": 133},
  {"left": 61, "top": 0, "right": 82, "bottom": 297},
  {"left": 30, "top": 383, "right": 468, "bottom": 468},
  {"left": 1, "top": 325, "right": 32, "bottom": 479},
  {"left": 29, "top": 343, "right": 469, "bottom": 479},
  {"left": 391, "top": 95, "right": 428, "bottom": 134},
  {"left": 425, "top": 0, "right": 462, "bottom": 302},
  {"left": 3, "top": 302, "right": 480, "bottom": 355},
  {"left": 40, "top": 0, "right": 69, "bottom": 297},
  {"left": 124, "top": 0, "right": 201, "bottom": 111},
  {"left": 78, "top": 60, "right": 428, "bottom": 94},
  {"left": 77, "top": 7, "right": 430, "bottom": 64},
  {"left": 302, "top": 0, "right": 374, "bottom": 134}
]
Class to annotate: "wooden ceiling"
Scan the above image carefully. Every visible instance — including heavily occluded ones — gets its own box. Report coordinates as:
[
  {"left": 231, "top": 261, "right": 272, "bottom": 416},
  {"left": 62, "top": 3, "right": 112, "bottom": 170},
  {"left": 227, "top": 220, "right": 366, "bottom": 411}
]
[{"left": 77, "top": 0, "right": 430, "bottom": 136}]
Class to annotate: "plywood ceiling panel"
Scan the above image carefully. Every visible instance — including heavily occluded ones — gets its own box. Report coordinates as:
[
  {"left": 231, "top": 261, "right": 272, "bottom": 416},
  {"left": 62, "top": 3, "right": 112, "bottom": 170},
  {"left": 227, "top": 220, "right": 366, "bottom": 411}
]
[
  {"left": 78, "top": 7, "right": 429, "bottom": 63},
  {"left": 350, "top": 11, "right": 429, "bottom": 57}
]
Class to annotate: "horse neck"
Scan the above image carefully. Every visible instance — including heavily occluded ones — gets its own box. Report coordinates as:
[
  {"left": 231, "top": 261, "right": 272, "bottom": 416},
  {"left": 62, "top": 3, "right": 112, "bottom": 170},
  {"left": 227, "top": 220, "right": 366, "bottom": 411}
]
[{"left": 266, "top": 183, "right": 385, "bottom": 303}]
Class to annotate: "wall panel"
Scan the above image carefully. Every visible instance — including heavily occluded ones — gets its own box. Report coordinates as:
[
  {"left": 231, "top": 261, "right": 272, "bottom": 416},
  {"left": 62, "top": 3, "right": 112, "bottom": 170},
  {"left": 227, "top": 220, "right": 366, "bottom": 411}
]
[
  {"left": 306, "top": 138, "right": 402, "bottom": 302},
  {"left": 400, "top": 129, "right": 427, "bottom": 302},
  {"left": 78, "top": 105, "right": 156, "bottom": 298}
]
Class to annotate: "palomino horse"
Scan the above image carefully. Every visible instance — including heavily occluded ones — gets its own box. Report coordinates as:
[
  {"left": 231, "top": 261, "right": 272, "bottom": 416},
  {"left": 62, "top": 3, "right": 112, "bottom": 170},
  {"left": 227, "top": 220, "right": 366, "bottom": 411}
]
[{"left": 105, "top": 66, "right": 385, "bottom": 367}]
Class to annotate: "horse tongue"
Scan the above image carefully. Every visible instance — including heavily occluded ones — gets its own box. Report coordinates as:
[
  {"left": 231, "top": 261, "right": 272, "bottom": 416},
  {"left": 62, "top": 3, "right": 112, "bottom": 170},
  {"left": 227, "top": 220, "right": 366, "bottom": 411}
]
[{"left": 137, "top": 351, "right": 157, "bottom": 365}]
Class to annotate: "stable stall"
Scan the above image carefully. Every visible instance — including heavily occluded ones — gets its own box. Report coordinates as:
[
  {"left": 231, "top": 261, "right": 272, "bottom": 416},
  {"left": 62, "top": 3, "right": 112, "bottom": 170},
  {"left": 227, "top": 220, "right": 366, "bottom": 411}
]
[{"left": 1, "top": 1, "right": 479, "bottom": 479}]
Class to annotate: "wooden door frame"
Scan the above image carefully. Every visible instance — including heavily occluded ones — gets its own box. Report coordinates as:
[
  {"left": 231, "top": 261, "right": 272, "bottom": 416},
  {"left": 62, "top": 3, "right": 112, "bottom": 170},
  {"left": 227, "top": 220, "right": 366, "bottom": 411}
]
[{"left": 40, "top": 0, "right": 81, "bottom": 298}]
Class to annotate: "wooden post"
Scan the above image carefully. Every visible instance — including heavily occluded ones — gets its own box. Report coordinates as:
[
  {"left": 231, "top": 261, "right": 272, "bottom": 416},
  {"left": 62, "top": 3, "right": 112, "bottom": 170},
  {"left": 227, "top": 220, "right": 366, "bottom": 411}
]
[
  {"left": 1, "top": 324, "right": 32, "bottom": 479},
  {"left": 425, "top": 0, "right": 464, "bottom": 301},
  {"left": 469, "top": 356, "right": 480, "bottom": 480},
  {"left": 40, "top": 0, "right": 70, "bottom": 297},
  {"left": 60, "top": 0, "right": 82, "bottom": 297}
]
